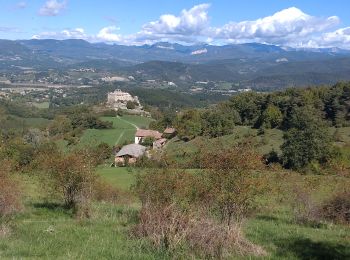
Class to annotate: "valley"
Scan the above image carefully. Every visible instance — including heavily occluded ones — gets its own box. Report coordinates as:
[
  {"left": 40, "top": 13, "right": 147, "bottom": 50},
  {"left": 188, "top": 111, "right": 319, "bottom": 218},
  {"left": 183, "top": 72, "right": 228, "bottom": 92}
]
[{"left": 1, "top": 3, "right": 350, "bottom": 258}]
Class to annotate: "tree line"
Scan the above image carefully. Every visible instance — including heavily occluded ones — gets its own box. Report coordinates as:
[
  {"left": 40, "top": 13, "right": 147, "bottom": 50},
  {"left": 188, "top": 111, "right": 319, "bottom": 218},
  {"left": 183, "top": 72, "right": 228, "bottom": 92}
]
[{"left": 151, "top": 82, "right": 350, "bottom": 171}]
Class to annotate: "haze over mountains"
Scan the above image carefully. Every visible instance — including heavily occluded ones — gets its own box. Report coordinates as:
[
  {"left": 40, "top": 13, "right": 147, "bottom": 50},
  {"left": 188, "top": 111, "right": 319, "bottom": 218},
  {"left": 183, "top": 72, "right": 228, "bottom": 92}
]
[{"left": 1, "top": 39, "right": 350, "bottom": 89}]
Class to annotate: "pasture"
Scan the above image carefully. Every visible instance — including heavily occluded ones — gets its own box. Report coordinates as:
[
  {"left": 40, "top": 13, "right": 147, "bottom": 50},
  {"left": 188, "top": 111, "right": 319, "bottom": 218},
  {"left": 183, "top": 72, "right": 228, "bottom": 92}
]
[{"left": 79, "top": 115, "right": 153, "bottom": 147}]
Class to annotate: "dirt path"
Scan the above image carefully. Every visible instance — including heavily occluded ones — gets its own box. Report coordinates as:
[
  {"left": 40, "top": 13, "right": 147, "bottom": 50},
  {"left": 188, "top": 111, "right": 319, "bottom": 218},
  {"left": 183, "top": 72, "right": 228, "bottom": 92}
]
[
  {"left": 114, "top": 116, "right": 139, "bottom": 145},
  {"left": 116, "top": 116, "right": 139, "bottom": 130},
  {"left": 115, "top": 130, "right": 125, "bottom": 145}
]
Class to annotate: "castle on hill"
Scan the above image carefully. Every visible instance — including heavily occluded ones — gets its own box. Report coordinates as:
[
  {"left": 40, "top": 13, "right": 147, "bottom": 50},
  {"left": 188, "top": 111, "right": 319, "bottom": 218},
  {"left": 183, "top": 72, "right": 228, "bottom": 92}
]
[{"left": 107, "top": 89, "right": 141, "bottom": 110}]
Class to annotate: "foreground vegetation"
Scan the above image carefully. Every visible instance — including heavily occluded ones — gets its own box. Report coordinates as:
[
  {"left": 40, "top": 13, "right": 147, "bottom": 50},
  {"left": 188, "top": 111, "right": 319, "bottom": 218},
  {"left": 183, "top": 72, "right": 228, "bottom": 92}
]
[
  {"left": 0, "top": 166, "right": 349, "bottom": 259},
  {"left": 1, "top": 82, "right": 350, "bottom": 259}
]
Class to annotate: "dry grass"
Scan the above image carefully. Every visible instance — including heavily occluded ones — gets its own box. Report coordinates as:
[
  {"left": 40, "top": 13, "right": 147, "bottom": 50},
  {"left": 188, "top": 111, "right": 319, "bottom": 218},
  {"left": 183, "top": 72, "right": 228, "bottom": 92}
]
[
  {"left": 186, "top": 217, "right": 266, "bottom": 258},
  {"left": 0, "top": 224, "right": 11, "bottom": 238},
  {"left": 132, "top": 204, "right": 266, "bottom": 259},
  {"left": 320, "top": 190, "right": 350, "bottom": 224},
  {"left": 0, "top": 160, "right": 23, "bottom": 218},
  {"left": 290, "top": 185, "right": 321, "bottom": 225},
  {"left": 93, "top": 179, "right": 133, "bottom": 205}
]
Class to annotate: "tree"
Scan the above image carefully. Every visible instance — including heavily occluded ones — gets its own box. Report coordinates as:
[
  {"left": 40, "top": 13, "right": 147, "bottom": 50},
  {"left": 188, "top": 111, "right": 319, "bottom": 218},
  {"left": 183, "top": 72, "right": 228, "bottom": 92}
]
[
  {"left": 48, "top": 115, "right": 72, "bottom": 136},
  {"left": 228, "top": 92, "right": 264, "bottom": 125},
  {"left": 260, "top": 104, "right": 283, "bottom": 128},
  {"left": 141, "top": 136, "right": 155, "bottom": 147},
  {"left": 175, "top": 109, "right": 203, "bottom": 141},
  {"left": 126, "top": 101, "right": 137, "bottom": 109},
  {"left": 201, "top": 109, "right": 234, "bottom": 138},
  {"left": 281, "top": 106, "right": 332, "bottom": 170}
]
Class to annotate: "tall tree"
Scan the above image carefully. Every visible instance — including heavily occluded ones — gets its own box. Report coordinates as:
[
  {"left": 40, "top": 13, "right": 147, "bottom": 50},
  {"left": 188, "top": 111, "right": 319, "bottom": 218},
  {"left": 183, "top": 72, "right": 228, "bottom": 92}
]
[{"left": 281, "top": 106, "right": 332, "bottom": 170}]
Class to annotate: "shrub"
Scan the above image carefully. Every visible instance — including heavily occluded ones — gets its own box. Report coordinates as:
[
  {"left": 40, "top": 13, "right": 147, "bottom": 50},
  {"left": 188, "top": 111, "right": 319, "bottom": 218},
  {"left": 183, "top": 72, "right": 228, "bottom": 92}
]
[
  {"left": 126, "top": 101, "right": 139, "bottom": 110},
  {"left": 134, "top": 168, "right": 194, "bottom": 207},
  {"left": 0, "top": 160, "right": 22, "bottom": 218},
  {"left": 186, "top": 217, "right": 265, "bottom": 258},
  {"left": 320, "top": 191, "right": 350, "bottom": 224},
  {"left": 263, "top": 150, "right": 280, "bottom": 165},
  {"left": 198, "top": 141, "right": 267, "bottom": 224},
  {"left": 290, "top": 185, "right": 321, "bottom": 225},
  {"left": 133, "top": 142, "right": 268, "bottom": 258},
  {"left": 93, "top": 179, "right": 122, "bottom": 204},
  {"left": 45, "top": 150, "right": 97, "bottom": 216},
  {"left": 141, "top": 136, "right": 155, "bottom": 147},
  {"left": 132, "top": 204, "right": 265, "bottom": 258},
  {"left": 132, "top": 204, "right": 191, "bottom": 251}
]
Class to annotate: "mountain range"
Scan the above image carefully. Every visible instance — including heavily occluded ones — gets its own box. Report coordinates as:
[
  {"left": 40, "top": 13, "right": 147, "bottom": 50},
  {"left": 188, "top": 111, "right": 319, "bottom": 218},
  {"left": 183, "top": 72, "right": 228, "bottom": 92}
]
[{"left": 1, "top": 39, "right": 350, "bottom": 89}]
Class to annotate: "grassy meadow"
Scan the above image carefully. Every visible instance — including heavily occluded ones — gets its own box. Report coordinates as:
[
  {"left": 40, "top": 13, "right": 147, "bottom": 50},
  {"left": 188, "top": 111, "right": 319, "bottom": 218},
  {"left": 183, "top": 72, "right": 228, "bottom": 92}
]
[
  {"left": 165, "top": 126, "right": 350, "bottom": 166},
  {"left": 79, "top": 115, "right": 153, "bottom": 147},
  {"left": 0, "top": 167, "right": 349, "bottom": 259}
]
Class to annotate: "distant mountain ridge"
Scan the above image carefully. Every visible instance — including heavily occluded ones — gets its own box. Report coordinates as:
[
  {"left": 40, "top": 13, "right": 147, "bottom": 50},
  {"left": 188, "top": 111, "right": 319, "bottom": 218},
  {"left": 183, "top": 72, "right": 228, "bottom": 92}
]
[
  {"left": 1, "top": 39, "right": 350, "bottom": 89},
  {"left": 11, "top": 39, "right": 350, "bottom": 64}
]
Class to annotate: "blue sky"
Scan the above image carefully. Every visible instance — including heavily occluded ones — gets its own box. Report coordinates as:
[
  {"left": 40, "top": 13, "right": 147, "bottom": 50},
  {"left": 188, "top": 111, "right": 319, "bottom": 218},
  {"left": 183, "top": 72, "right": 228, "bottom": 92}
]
[{"left": 1, "top": 1, "right": 350, "bottom": 48}]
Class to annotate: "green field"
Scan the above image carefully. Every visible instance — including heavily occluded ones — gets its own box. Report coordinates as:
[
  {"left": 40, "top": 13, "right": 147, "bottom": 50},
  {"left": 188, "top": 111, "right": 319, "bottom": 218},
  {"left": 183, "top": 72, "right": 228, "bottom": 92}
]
[
  {"left": 165, "top": 126, "right": 285, "bottom": 166},
  {"left": 23, "top": 117, "right": 51, "bottom": 129},
  {"left": 32, "top": 102, "right": 50, "bottom": 109},
  {"left": 79, "top": 115, "right": 153, "bottom": 147},
  {"left": 97, "top": 166, "right": 138, "bottom": 191}
]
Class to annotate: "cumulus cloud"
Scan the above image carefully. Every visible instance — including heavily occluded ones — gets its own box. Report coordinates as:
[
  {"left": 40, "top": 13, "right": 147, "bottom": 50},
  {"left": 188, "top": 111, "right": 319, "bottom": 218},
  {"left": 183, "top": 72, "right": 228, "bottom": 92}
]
[
  {"left": 96, "top": 26, "right": 122, "bottom": 42},
  {"left": 211, "top": 7, "right": 339, "bottom": 45},
  {"left": 320, "top": 27, "right": 350, "bottom": 48},
  {"left": 130, "top": 5, "right": 341, "bottom": 46},
  {"left": 39, "top": 0, "right": 67, "bottom": 16},
  {"left": 31, "top": 4, "right": 350, "bottom": 49},
  {"left": 142, "top": 4, "right": 210, "bottom": 35}
]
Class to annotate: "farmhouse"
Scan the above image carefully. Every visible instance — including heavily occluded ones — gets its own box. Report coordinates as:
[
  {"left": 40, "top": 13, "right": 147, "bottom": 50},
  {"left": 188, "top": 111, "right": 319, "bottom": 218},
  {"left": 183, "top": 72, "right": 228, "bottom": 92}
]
[
  {"left": 115, "top": 143, "right": 146, "bottom": 166},
  {"left": 135, "top": 129, "right": 162, "bottom": 144}
]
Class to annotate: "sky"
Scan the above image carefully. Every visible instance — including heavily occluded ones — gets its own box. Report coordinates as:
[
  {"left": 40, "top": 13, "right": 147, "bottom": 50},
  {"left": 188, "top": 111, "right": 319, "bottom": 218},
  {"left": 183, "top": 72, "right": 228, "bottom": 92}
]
[{"left": 1, "top": 0, "right": 350, "bottom": 48}]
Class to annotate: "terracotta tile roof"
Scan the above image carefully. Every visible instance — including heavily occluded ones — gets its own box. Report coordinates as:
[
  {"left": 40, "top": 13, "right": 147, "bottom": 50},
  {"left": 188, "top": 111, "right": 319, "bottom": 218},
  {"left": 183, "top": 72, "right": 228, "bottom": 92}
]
[
  {"left": 154, "top": 138, "right": 167, "bottom": 145},
  {"left": 135, "top": 129, "right": 162, "bottom": 139},
  {"left": 164, "top": 127, "right": 176, "bottom": 134}
]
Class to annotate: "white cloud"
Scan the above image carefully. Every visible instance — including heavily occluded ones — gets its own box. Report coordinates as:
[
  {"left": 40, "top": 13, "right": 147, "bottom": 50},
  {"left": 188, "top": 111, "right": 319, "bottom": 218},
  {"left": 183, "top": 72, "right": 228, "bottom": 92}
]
[
  {"left": 122, "top": 3, "right": 211, "bottom": 44},
  {"left": 31, "top": 4, "right": 350, "bottom": 49},
  {"left": 39, "top": 0, "right": 67, "bottom": 16},
  {"left": 142, "top": 4, "right": 210, "bottom": 35},
  {"left": 211, "top": 7, "right": 339, "bottom": 45},
  {"left": 97, "top": 26, "right": 122, "bottom": 42},
  {"left": 32, "top": 28, "right": 87, "bottom": 40},
  {"left": 320, "top": 27, "right": 350, "bottom": 48}
]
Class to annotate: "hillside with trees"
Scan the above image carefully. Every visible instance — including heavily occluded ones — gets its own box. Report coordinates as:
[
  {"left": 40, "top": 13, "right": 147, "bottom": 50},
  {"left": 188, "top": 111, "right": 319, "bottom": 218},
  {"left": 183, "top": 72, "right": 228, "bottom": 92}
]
[{"left": 0, "top": 82, "right": 349, "bottom": 259}]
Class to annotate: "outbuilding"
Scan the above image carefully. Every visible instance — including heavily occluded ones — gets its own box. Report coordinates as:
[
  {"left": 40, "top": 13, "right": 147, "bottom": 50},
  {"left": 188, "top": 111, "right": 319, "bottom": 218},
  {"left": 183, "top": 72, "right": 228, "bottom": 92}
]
[{"left": 115, "top": 143, "right": 146, "bottom": 166}]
